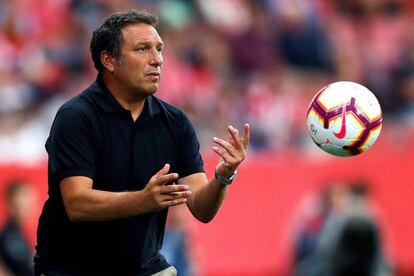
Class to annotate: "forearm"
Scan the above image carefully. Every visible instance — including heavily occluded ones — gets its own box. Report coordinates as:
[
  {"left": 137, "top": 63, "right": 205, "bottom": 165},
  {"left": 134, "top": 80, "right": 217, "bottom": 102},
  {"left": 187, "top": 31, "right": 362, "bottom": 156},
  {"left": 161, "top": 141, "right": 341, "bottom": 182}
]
[
  {"left": 62, "top": 166, "right": 190, "bottom": 222},
  {"left": 187, "top": 178, "right": 228, "bottom": 223},
  {"left": 185, "top": 124, "right": 250, "bottom": 223},
  {"left": 64, "top": 189, "right": 150, "bottom": 222}
]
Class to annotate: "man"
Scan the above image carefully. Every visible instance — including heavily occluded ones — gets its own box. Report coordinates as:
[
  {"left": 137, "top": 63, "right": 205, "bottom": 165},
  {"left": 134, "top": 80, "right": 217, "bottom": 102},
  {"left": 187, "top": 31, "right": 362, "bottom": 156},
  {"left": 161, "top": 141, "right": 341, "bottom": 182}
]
[
  {"left": 295, "top": 182, "right": 393, "bottom": 276},
  {"left": 0, "top": 180, "right": 35, "bottom": 276},
  {"left": 34, "top": 9, "right": 249, "bottom": 276}
]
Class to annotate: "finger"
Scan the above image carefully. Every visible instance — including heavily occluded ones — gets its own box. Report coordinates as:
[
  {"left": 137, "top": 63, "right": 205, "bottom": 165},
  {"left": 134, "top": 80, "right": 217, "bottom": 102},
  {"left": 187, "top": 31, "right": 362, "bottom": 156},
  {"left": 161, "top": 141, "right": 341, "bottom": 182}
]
[
  {"left": 228, "top": 125, "right": 243, "bottom": 150},
  {"left": 228, "top": 134, "right": 235, "bottom": 147},
  {"left": 163, "top": 190, "right": 192, "bottom": 201},
  {"left": 155, "top": 173, "right": 179, "bottom": 186},
  {"left": 213, "top": 137, "right": 237, "bottom": 157},
  {"left": 155, "top": 164, "right": 170, "bottom": 177},
  {"left": 212, "top": 146, "right": 234, "bottom": 165},
  {"left": 160, "top": 184, "right": 190, "bottom": 195},
  {"left": 159, "top": 198, "right": 188, "bottom": 208},
  {"left": 242, "top": 123, "right": 250, "bottom": 149}
]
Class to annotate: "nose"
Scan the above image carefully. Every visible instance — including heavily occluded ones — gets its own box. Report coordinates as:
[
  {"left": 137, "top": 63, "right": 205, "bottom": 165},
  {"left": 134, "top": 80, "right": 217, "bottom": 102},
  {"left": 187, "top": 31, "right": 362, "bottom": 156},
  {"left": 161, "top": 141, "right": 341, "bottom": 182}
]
[{"left": 149, "top": 48, "right": 163, "bottom": 67}]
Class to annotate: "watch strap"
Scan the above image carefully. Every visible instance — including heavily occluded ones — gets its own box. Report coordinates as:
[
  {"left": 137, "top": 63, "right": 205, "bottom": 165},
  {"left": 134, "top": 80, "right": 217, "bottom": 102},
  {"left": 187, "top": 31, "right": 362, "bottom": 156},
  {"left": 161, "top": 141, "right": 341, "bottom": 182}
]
[{"left": 214, "top": 169, "right": 237, "bottom": 185}]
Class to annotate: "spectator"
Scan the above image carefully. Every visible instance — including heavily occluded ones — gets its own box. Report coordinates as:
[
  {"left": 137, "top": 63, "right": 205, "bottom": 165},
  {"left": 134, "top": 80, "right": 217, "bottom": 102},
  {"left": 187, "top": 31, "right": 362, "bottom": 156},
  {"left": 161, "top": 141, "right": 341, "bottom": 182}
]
[
  {"left": 292, "top": 181, "right": 349, "bottom": 273},
  {"left": 0, "top": 180, "right": 35, "bottom": 276},
  {"left": 295, "top": 180, "right": 393, "bottom": 276}
]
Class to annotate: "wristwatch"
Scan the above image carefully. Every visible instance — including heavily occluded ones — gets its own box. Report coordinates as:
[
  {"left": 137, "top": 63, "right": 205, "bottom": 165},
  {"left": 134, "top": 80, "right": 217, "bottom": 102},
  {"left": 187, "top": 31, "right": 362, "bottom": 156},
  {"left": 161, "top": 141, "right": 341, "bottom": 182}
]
[{"left": 214, "top": 169, "right": 237, "bottom": 186}]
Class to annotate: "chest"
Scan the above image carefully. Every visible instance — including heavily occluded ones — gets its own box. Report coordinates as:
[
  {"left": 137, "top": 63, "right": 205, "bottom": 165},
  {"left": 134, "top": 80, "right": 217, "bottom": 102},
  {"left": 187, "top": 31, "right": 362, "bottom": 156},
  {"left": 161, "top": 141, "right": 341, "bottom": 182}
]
[{"left": 93, "top": 113, "right": 179, "bottom": 191}]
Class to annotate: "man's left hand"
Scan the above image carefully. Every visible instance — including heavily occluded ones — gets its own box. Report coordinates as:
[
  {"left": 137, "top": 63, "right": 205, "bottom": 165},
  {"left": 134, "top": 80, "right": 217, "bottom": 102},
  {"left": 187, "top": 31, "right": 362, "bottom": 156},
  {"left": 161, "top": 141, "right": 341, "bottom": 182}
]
[{"left": 212, "top": 123, "right": 250, "bottom": 179}]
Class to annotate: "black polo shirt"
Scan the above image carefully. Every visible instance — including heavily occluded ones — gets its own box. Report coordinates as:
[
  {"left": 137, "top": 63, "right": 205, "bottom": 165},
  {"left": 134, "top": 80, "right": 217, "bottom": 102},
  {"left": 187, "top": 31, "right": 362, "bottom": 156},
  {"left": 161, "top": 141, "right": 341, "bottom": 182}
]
[{"left": 34, "top": 75, "right": 204, "bottom": 275}]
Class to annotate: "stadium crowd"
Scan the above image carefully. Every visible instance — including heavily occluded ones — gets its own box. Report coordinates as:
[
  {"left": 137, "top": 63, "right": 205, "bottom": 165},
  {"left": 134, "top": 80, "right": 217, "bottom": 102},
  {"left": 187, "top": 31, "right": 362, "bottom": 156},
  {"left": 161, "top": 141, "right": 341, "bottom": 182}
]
[{"left": 1, "top": 0, "right": 414, "bottom": 164}]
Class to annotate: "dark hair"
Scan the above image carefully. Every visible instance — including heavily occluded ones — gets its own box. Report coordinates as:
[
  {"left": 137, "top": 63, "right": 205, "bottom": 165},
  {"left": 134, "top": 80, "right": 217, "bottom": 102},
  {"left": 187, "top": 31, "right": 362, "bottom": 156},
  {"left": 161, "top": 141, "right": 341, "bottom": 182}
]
[{"left": 90, "top": 10, "right": 159, "bottom": 72}]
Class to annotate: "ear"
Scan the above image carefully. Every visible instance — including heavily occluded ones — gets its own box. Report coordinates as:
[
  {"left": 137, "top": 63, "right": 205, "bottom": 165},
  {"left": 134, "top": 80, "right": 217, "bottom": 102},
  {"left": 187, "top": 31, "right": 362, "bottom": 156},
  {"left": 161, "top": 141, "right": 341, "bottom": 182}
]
[{"left": 100, "top": 50, "right": 116, "bottom": 73}]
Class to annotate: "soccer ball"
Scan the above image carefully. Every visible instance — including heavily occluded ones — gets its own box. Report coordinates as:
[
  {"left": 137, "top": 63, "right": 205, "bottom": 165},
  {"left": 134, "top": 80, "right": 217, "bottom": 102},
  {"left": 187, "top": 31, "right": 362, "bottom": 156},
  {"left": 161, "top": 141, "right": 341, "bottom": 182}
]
[{"left": 306, "top": 81, "right": 383, "bottom": 157}]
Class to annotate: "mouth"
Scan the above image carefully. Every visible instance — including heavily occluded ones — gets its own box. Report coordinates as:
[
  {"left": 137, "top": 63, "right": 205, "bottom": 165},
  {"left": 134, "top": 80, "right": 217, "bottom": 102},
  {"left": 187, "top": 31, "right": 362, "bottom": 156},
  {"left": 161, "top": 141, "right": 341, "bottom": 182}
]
[{"left": 145, "top": 72, "right": 160, "bottom": 78}]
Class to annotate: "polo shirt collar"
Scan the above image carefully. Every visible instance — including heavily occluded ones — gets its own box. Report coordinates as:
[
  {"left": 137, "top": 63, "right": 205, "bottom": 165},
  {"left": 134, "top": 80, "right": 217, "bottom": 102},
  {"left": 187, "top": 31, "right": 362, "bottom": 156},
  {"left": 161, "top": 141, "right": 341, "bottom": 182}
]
[{"left": 91, "top": 74, "right": 161, "bottom": 116}]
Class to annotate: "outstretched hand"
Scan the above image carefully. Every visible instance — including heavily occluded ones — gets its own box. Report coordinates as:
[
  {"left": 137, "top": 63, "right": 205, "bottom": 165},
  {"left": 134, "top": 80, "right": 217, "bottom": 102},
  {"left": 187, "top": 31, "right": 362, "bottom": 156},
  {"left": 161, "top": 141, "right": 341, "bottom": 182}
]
[{"left": 212, "top": 123, "right": 250, "bottom": 178}]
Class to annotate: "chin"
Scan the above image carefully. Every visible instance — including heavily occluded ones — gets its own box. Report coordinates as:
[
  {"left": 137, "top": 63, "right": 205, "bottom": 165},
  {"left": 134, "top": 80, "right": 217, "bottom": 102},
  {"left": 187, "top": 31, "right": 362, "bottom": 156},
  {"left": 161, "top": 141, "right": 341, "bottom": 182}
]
[
  {"left": 147, "top": 83, "right": 160, "bottom": 94},
  {"left": 134, "top": 82, "right": 159, "bottom": 97},
  {"left": 146, "top": 87, "right": 158, "bottom": 95}
]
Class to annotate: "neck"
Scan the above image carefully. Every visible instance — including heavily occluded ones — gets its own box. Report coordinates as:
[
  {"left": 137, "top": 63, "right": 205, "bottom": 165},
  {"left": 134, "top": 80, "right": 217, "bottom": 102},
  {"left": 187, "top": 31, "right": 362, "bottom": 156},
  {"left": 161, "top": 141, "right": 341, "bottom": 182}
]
[
  {"left": 102, "top": 73, "right": 146, "bottom": 121},
  {"left": 120, "top": 99, "right": 146, "bottom": 122}
]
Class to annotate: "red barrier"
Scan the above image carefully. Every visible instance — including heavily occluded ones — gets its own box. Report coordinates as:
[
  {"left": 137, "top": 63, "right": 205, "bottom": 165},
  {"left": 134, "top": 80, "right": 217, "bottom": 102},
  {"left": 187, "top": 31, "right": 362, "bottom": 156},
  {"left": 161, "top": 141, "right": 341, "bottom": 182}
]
[{"left": 198, "top": 137, "right": 414, "bottom": 275}]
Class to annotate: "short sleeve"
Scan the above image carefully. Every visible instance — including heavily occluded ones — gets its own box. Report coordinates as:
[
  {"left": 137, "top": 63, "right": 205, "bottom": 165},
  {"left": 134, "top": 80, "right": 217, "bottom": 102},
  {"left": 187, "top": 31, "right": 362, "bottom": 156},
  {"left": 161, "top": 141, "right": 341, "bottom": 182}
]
[
  {"left": 177, "top": 113, "right": 205, "bottom": 177},
  {"left": 47, "top": 108, "right": 96, "bottom": 184}
]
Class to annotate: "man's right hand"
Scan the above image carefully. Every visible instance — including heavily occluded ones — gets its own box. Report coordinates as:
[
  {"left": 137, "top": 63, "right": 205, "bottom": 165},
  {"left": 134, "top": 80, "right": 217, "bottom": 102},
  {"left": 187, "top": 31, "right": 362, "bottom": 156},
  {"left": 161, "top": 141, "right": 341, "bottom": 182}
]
[
  {"left": 143, "top": 164, "right": 192, "bottom": 212},
  {"left": 59, "top": 164, "right": 190, "bottom": 221}
]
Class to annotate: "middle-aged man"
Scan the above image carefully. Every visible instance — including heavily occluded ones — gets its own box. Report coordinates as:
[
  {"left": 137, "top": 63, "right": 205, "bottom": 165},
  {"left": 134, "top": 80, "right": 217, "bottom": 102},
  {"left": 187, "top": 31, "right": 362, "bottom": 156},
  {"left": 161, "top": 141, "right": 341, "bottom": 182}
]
[{"left": 34, "top": 9, "right": 250, "bottom": 276}]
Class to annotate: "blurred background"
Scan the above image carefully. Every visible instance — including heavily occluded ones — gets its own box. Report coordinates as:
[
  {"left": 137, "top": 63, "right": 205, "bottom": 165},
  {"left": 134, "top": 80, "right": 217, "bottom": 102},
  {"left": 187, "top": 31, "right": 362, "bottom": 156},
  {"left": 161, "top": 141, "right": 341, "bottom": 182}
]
[{"left": 0, "top": 0, "right": 414, "bottom": 275}]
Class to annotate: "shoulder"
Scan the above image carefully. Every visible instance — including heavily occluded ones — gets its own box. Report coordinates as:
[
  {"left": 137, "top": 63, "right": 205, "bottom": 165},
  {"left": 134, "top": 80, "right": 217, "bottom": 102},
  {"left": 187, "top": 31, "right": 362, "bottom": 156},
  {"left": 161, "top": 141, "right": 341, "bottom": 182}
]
[
  {"left": 151, "top": 96, "right": 194, "bottom": 128},
  {"left": 50, "top": 88, "right": 101, "bottom": 139},
  {"left": 57, "top": 86, "right": 96, "bottom": 116},
  {"left": 151, "top": 96, "right": 198, "bottom": 140},
  {"left": 53, "top": 83, "right": 101, "bottom": 125},
  {"left": 0, "top": 221, "right": 16, "bottom": 243},
  {"left": 152, "top": 96, "right": 187, "bottom": 119},
  {"left": 152, "top": 96, "right": 199, "bottom": 142}
]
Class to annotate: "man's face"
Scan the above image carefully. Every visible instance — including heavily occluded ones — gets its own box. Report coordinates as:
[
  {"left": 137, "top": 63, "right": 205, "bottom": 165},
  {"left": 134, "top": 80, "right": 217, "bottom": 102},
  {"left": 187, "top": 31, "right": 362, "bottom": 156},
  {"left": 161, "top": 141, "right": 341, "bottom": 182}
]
[{"left": 114, "top": 23, "right": 164, "bottom": 97}]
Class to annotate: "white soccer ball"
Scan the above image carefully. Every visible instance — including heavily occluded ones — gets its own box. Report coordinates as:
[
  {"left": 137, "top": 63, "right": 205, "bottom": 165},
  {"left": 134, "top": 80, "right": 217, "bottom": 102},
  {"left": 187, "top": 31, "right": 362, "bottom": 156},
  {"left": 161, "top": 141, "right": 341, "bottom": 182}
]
[{"left": 306, "top": 81, "right": 383, "bottom": 157}]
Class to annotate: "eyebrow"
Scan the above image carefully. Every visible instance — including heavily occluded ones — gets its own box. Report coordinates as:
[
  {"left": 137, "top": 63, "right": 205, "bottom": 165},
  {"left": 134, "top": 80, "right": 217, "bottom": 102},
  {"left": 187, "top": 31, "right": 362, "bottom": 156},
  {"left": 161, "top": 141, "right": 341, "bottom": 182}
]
[{"left": 134, "top": 41, "right": 164, "bottom": 47}]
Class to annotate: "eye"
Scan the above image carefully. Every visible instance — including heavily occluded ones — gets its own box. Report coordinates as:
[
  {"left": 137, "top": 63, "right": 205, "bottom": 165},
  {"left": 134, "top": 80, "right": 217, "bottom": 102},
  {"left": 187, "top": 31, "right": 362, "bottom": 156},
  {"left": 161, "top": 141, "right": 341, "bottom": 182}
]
[{"left": 136, "top": 47, "right": 148, "bottom": 53}]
